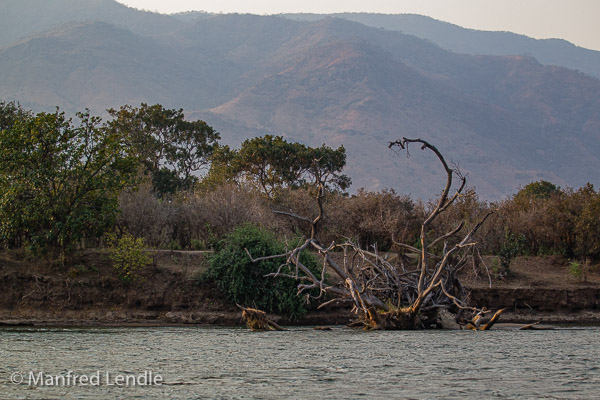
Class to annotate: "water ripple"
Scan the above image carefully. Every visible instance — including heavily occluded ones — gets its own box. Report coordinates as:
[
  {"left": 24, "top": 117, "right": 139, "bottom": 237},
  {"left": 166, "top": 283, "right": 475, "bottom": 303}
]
[{"left": 0, "top": 326, "right": 598, "bottom": 399}]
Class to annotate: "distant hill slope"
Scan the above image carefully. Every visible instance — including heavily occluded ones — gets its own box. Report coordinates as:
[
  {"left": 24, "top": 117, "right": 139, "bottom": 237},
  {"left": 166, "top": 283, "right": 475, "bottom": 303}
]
[
  {"left": 0, "top": 21, "right": 213, "bottom": 111},
  {"left": 2, "top": 2, "right": 598, "bottom": 80},
  {"left": 0, "top": 0, "right": 181, "bottom": 48},
  {"left": 0, "top": 1, "right": 599, "bottom": 199},
  {"left": 206, "top": 18, "right": 600, "bottom": 198},
  {"left": 284, "top": 13, "right": 600, "bottom": 80}
]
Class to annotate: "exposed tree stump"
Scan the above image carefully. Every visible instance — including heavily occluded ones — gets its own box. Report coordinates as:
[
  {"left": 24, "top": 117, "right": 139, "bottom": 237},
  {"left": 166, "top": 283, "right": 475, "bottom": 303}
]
[{"left": 239, "top": 306, "right": 285, "bottom": 331}]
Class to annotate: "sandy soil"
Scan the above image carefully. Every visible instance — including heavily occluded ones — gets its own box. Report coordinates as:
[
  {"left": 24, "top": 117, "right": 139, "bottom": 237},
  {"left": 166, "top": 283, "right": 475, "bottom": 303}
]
[{"left": 463, "top": 255, "right": 600, "bottom": 289}]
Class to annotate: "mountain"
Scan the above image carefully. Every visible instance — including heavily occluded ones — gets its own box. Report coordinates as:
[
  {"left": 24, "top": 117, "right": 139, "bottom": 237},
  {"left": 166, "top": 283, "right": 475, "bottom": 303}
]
[
  {"left": 205, "top": 18, "right": 600, "bottom": 198},
  {"left": 3, "top": 2, "right": 598, "bottom": 81},
  {"left": 0, "top": 21, "right": 212, "bottom": 112},
  {"left": 0, "top": 1, "right": 599, "bottom": 199},
  {"left": 0, "top": 0, "right": 181, "bottom": 48},
  {"left": 284, "top": 13, "right": 600, "bottom": 81}
]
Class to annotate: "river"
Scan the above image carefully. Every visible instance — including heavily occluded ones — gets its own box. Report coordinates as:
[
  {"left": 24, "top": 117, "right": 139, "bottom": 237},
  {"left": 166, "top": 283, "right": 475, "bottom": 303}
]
[{"left": 0, "top": 326, "right": 598, "bottom": 399}]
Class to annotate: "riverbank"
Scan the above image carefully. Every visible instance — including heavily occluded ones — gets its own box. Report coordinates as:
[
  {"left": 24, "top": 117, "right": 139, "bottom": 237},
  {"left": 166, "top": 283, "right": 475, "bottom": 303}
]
[
  {"left": 1, "top": 250, "right": 599, "bottom": 327},
  {"left": 3, "top": 309, "right": 600, "bottom": 328}
]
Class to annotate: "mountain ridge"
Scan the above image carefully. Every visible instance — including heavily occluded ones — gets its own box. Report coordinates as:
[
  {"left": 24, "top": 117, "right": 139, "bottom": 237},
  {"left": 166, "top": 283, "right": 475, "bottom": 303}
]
[
  {"left": 284, "top": 13, "right": 600, "bottom": 80},
  {"left": 0, "top": 1, "right": 599, "bottom": 199}
]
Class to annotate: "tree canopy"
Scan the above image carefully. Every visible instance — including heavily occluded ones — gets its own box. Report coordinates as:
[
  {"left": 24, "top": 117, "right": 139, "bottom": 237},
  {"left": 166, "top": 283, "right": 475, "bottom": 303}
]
[
  {"left": 207, "top": 135, "right": 350, "bottom": 197},
  {"left": 0, "top": 104, "right": 138, "bottom": 253},
  {"left": 107, "top": 103, "right": 220, "bottom": 195},
  {"left": 514, "top": 180, "right": 561, "bottom": 206}
]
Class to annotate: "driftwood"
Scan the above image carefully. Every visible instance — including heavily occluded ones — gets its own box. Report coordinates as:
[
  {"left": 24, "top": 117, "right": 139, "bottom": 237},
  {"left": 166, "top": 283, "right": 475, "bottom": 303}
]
[
  {"left": 519, "top": 322, "right": 540, "bottom": 330},
  {"left": 464, "top": 308, "right": 505, "bottom": 331},
  {"left": 247, "top": 138, "right": 501, "bottom": 330},
  {"left": 519, "top": 321, "right": 554, "bottom": 330},
  {"left": 239, "top": 305, "right": 285, "bottom": 331}
]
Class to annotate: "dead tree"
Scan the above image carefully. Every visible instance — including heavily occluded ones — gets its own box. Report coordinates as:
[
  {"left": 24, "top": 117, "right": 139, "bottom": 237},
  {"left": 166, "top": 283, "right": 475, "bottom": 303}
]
[{"left": 247, "top": 138, "right": 498, "bottom": 329}]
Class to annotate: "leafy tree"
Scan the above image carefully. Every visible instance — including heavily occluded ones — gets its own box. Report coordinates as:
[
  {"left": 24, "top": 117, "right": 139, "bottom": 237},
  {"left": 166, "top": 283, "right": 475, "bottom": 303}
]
[
  {"left": 0, "top": 107, "right": 138, "bottom": 253},
  {"left": 205, "top": 224, "right": 320, "bottom": 320},
  {"left": 573, "top": 184, "right": 600, "bottom": 259},
  {"left": 107, "top": 103, "right": 220, "bottom": 195},
  {"left": 206, "top": 135, "right": 351, "bottom": 197},
  {"left": 514, "top": 180, "right": 561, "bottom": 207},
  {"left": 233, "top": 135, "right": 306, "bottom": 197},
  {"left": 302, "top": 142, "right": 352, "bottom": 193},
  {"left": 497, "top": 181, "right": 600, "bottom": 259},
  {"left": 198, "top": 144, "right": 237, "bottom": 190},
  {"left": 0, "top": 101, "right": 30, "bottom": 131},
  {"left": 504, "top": 180, "right": 563, "bottom": 255},
  {"left": 498, "top": 229, "right": 525, "bottom": 275},
  {"left": 568, "top": 261, "right": 586, "bottom": 282}
]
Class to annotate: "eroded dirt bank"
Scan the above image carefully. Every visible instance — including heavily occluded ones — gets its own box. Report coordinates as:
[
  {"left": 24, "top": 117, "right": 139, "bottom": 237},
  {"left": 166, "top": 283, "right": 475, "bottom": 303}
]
[
  {"left": 0, "top": 251, "right": 599, "bottom": 326},
  {"left": 0, "top": 250, "right": 352, "bottom": 327}
]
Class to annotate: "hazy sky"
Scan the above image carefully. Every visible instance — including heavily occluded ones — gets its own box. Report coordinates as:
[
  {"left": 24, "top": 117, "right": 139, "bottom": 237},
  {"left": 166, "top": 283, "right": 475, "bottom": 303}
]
[{"left": 116, "top": 0, "right": 600, "bottom": 51}]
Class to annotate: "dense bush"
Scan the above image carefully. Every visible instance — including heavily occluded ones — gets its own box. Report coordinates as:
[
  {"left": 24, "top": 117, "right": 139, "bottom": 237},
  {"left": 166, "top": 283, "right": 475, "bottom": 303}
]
[
  {"left": 0, "top": 104, "right": 138, "bottom": 254},
  {"left": 190, "top": 184, "right": 279, "bottom": 238},
  {"left": 106, "top": 233, "right": 152, "bottom": 282},
  {"left": 115, "top": 177, "right": 600, "bottom": 264},
  {"left": 118, "top": 183, "right": 280, "bottom": 249},
  {"left": 118, "top": 184, "right": 179, "bottom": 248},
  {"left": 333, "top": 188, "right": 422, "bottom": 251},
  {"left": 495, "top": 182, "right": 600, "bottom": 260},
  {"left": 205, "top": 224, "right": 321, "bottom": 320}
]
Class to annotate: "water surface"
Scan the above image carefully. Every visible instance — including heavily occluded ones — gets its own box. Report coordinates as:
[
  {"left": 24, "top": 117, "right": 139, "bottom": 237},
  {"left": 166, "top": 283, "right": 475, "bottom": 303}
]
[{"left": 0, "top": 326, "right": 598, "bottom": 399}]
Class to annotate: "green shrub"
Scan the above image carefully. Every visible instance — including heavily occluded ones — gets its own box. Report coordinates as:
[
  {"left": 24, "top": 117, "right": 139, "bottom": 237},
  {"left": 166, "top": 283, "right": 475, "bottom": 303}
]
[
  {"left": 190, "top": 238, "right": 206, "bottom": 251},
  {"left": 498, "top": 230, "right": 525, "bottom": 276},
  {"left": 569, "top": 261, "right": 587, "bottom": 282},
  {"left": 490, "top": 257, "right": 501, "bottom": 277},
  {"left": 167, "top": 240, "right": 182, "bottom": 250},
  {"left": 107, "top": 233, "right": 152, "bottom": 282},
  {"left": 205, "top": 224, "right": 320, "bottom": 320}
]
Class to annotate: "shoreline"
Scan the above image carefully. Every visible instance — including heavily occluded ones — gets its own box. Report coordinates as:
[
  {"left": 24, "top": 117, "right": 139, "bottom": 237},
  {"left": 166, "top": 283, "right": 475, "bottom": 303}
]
[
  {"left": 2, "top": 309, "right": 600, "bottom": 329},
  {"left": 2, "top": 251, "right": 600, "bottom": 329}
]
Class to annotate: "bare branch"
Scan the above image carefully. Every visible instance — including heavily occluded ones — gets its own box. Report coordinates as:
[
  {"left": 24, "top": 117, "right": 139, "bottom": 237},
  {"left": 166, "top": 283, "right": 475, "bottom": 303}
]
[
  {"left": 247, "top": 137, "right": 500, "bottom": 330},
  {"left": 272, "top": 210, "right": 313, "bottom": 224},
  {"left": 427, "top": 221, "right": 464, "bottom": 250}
]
